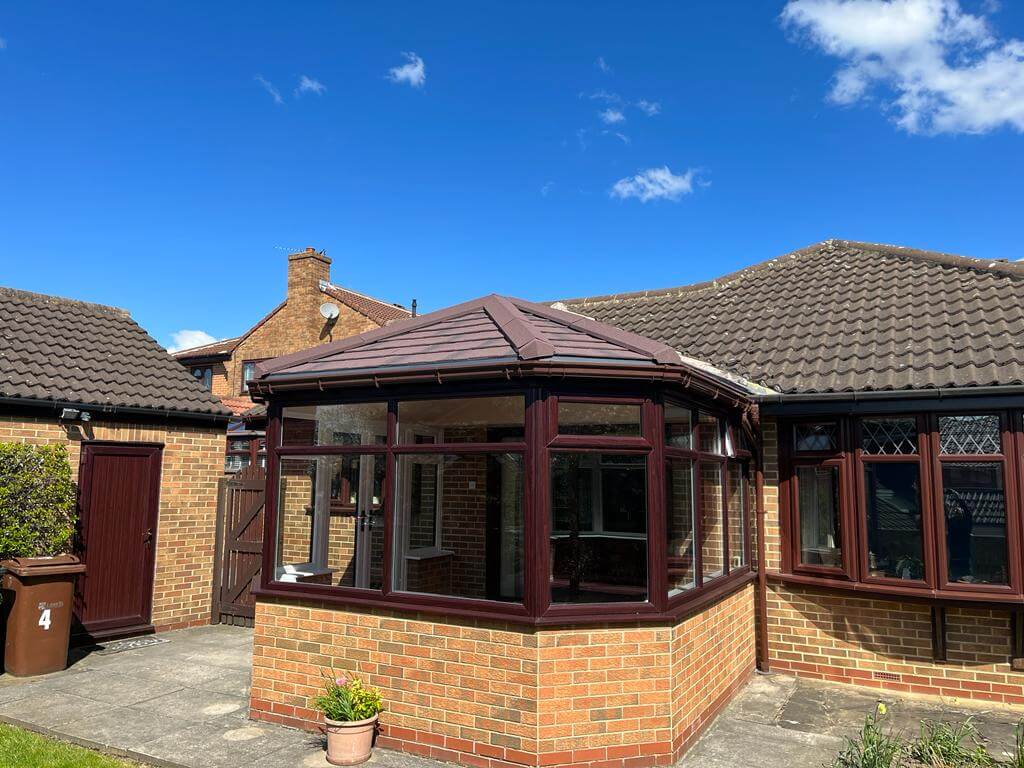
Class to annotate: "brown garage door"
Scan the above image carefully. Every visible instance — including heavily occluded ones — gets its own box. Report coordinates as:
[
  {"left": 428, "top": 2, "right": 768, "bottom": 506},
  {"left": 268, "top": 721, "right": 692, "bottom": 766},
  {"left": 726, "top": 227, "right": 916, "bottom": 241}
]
[{"left": 74, "top": 442, "right": 162, "bottom": 639}]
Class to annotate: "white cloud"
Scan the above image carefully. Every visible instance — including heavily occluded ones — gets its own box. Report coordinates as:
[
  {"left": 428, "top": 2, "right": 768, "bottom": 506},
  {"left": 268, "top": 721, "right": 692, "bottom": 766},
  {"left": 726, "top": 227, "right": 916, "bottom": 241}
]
[
  {"left": 166, "top": 330, "right": 219, "bottom": 353},
  {"left": 596, "top": 56, "right": 611, "bottom": 73},
  {"left": 540, "top": 181, "right": 554, "bottom": 196},
  {"left": 388, "top": 52, "right": 426, "bottom": 88},
  {"left": 0, "top": 37, "right": 7, "bottom": 50},
  {"left": 635, "top": 99, "right": 661, "bottom": 116},
  {"left": 610, "top": 166, "right": 698, "bottom": 202},
  {"left": 602, "top": 130, "right": 631, "bottom": 144},
  {"left": 587, "top": 89, "right": 622, "bottom": 103},
  {"left": 781, "top": 0, "right": 1024, "bottom": 134},
  {"left": 254, "top": 75, "right": 283, "bottom": 104},
  {"left": 295, "top": 75, "right": 326, "bottom": 97},
  {"left": 600, "top": 108, "right": 626, "bottom": 124}
]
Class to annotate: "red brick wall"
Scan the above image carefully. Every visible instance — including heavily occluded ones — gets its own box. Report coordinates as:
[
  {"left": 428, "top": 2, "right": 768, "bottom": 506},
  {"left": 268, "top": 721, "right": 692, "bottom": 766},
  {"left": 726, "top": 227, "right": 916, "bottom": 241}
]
[
  {"left": 0, "top": 411, "right": 224, "bottom": 630},
  {"left": 249, "top": 583, "right": 755, "bottom": 768}
]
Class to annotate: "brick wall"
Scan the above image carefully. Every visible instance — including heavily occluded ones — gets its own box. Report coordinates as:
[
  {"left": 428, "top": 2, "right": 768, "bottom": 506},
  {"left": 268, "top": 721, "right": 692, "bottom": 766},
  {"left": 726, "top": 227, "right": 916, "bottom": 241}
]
[
  {"left": 761, "top": 417, "right": 1024, "bottom": 705},
  {"left": 0, "top": 410, "right": 224, "bottom": 630},
  {"left": 249, "top": 583, "right": 756, "bottom": 768},
  {"left": 224, "top": 251, "right": 379, "bottom": 399}
]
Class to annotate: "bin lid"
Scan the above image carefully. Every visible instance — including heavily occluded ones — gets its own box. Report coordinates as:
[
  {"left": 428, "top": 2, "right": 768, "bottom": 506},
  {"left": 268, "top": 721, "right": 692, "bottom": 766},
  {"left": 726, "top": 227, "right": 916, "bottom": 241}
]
[{"left": 0, "top": 554, "right": 86, "bottom": 577}]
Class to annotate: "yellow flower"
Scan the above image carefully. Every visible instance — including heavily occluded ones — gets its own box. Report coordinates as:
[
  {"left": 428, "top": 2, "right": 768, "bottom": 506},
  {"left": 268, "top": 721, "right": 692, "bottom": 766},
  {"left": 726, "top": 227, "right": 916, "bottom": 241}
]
[{"left": 877, "top": 703, "right": 887, "bottom": 716}]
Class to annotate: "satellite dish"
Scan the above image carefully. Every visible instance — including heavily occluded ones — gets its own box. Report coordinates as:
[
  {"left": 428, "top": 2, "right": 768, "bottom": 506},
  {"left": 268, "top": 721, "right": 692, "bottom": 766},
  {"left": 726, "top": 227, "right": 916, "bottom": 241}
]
[{"left": 319, "top": 302, "right": 340, "bottom": 320}]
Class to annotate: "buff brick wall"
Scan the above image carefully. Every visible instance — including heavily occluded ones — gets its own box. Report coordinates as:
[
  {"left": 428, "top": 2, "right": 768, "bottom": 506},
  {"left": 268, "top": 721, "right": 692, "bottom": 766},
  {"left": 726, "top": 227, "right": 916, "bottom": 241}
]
[
  {"left": 224, "top": 252, "right": 379, "bottom": 399},
  {"left": 761, "top": 417, "right": 1024, "bottom": 704},
  {"left": 0, "top": 411, "right": 224, "bottom": 630},
  {"left": 250, "top": 583, "right": 756, "bottom": 768}
]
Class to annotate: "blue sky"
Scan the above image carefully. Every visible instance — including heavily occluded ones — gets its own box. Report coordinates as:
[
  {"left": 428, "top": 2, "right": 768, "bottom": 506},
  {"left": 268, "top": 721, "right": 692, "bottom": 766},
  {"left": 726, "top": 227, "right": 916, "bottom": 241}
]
[{"left": 1, "top": 1, "right": 1023, "bottom": 350}]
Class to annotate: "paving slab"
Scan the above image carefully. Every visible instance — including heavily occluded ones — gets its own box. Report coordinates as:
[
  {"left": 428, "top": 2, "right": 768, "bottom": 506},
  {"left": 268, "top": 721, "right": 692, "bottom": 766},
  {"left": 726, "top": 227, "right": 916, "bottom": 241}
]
[{"left": 4, "top": 625, "right": 1024, "bottom": 768}]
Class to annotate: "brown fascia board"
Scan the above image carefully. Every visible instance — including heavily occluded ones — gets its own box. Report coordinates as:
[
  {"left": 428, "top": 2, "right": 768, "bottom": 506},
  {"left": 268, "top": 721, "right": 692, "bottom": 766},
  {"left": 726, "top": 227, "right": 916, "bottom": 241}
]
[
  {"left": 249, "top": 356, "right": 755, "bottom": 407},
  {"left": 557, "top": 238, "right": 1024, "bottom": 307}
]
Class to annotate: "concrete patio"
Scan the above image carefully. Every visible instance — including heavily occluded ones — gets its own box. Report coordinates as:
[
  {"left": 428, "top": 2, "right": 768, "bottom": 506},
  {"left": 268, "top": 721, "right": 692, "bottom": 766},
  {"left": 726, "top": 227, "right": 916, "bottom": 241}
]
[
  {"left": 0, "top": 624, "right": 431, "bottom": 768},
  {"left": 680, "top": 672, "right": 1024, "bottom": 768},
  {"left": 2, "top": 624, "right": 1024, "bottom": 767}
]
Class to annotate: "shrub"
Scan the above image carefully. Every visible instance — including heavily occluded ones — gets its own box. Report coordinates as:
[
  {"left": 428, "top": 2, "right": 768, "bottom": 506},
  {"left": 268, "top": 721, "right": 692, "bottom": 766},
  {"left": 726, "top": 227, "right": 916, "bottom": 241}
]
[
  {"left": 905, "top": 718, "right": 993, "bottom": 767},
  {"left": 830, "top": 704, "right": 906, "bottom": 768},
  {"left": 312, "top": 670, "right": 384, "bottom": 723},
  {"left": 0, "top": 443, "right": 77, "bottom": 560}
]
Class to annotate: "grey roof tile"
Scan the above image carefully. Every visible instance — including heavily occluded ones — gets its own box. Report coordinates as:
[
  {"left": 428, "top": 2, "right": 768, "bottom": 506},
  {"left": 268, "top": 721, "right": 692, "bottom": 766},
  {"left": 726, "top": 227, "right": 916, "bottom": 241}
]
[
  {"left": 0, "top": 286, "right": 231, "bottom": 417},
  {"left": 559, "top": 240, "right": 1024, "bottom": 395}
]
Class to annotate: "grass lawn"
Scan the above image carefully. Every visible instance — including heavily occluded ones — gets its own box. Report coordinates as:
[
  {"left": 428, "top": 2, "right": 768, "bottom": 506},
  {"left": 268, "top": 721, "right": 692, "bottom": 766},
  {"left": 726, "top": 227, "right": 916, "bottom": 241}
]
[{"left": 0, "top": 723, "right": 141, "bottom": 767}]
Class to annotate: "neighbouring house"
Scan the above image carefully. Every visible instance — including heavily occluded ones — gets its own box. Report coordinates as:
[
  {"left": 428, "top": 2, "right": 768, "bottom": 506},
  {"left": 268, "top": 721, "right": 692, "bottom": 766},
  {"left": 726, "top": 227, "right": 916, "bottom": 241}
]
[
  {"left": 172, "top": 247, "right": 411, "bottom": 472},
  {"left": 244, "top": 239, "right": 1024, "bottom": 768},
  {"left": 0, "top": 286, "right": 231, "bottom": 639}
]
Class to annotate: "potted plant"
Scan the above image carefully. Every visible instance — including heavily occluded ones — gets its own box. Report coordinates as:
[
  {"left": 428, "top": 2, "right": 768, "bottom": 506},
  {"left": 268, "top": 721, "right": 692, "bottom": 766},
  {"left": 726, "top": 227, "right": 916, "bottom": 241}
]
[{"left": 312, "top": 670, "right": 384, "bottom": 765}]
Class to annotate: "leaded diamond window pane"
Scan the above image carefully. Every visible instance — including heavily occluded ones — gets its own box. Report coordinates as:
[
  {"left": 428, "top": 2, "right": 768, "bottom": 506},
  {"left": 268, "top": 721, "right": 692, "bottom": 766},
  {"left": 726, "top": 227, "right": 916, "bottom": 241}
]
[
  {"left": 860, "top": 418, "right": 918, "bottom": 455},
  {"left": 939, "top": 415, "right": 1001, "bottom": 455},
  {"left": 794, "top": 423, "right": 838, "bottom": 452}
]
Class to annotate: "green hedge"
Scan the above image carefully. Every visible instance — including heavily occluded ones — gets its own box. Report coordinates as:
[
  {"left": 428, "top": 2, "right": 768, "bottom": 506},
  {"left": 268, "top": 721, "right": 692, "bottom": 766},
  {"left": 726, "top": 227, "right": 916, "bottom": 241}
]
[{"left": 0, "top": 443, "right": 77, "bottom": 560}]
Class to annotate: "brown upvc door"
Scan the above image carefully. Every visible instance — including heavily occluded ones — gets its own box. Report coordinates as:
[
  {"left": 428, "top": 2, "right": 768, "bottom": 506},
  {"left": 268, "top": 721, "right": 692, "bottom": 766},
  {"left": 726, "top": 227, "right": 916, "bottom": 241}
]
[{"left": 74, "top": 443, "right": 162, "bottom": 638}]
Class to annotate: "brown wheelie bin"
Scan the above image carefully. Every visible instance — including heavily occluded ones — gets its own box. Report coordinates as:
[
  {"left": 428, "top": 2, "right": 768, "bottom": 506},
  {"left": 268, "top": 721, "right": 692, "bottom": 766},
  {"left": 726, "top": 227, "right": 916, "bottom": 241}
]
[{"left": 1, "top": 555, "right": 86, "bottom": 676}]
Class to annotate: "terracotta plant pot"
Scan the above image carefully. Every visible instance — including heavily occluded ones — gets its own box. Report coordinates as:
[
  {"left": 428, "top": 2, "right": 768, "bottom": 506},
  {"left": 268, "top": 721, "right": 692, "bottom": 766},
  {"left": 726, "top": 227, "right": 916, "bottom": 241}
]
[{"left": 325, "top": 714, "right": 378, "bottom": 766}]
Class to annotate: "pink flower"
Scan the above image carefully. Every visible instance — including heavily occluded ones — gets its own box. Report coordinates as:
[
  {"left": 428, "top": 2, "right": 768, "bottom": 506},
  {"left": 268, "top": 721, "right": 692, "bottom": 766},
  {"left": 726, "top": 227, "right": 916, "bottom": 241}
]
[{"left": 336, "top": 677, "right": 347, "bottom": 686}]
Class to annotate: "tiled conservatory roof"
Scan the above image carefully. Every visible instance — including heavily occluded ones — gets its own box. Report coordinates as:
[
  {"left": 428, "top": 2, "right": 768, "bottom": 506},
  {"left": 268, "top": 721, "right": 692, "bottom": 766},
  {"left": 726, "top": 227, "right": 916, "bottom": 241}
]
[
  {"left": 559, "top": 240, "right": 1024, "bottom": 396},
  {"left": 255, "top": 294, "right": 757, "bottom": 397}
]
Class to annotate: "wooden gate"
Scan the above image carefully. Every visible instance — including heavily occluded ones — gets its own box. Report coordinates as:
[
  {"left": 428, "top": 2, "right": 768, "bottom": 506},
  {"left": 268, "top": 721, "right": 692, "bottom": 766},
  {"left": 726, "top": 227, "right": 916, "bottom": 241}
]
[{"left": 211, "top": 464, "right": 266, "bottom": 626}]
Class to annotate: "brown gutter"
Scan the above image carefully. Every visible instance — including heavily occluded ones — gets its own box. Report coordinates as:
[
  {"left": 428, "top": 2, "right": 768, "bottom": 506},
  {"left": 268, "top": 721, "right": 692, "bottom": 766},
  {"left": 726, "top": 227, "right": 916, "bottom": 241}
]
[{"left": 249, "top": 359, "right": 755, "bottom": 405}]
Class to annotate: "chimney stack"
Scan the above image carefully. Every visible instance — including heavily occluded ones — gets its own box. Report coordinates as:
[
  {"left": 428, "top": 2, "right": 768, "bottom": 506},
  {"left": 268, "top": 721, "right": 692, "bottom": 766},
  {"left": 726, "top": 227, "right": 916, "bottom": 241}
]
[{"left": 287, "top": 247, "right": 332, "bottom": 345}]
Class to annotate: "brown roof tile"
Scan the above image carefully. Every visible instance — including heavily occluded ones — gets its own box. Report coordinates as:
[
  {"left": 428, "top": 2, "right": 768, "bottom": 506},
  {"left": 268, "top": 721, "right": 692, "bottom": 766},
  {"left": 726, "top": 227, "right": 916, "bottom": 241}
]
[
  {"left": 257, "top": 294, "right": 752, "bottom": 395},
  {"left": 321, "top": 283, "right": 411, "bottom": 326},
  {"left": 0, "top": 287, "right": 231, "bottom": 417},
  {"left": 559, "top": 240, "right": 1024, "bottom": 395},
  {"left": 171, "top": 336, "right": 240, "bottom": 360}
]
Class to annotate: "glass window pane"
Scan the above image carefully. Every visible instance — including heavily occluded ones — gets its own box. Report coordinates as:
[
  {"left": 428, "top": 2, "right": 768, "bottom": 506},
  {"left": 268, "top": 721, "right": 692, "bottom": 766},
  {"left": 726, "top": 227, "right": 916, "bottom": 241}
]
[
  {"left": 664, "top": 403, "right": 692, "bottom": 449},
  {"left": 939, "top": 415, "right": 1001, "bottom": 455},
  {"left": 943, "top": 462, "right": 1007, "bottom": 585},
  {"left": 865, "top": 463, "right": 924, "bottom": 580},
  {"left": 794, "top": 423, "right": 838, "bottom": 453},
  {"left": 282, "top": 403, "right": 388, "bottom": 446},
  {"left": 550, "top": 453, "right": 647, "bottom": 603},
  {"left": 242, "top": 362, "right": 256, "bottom": 390},
  {"left": 727, "top": 465, "right": 747, "bottom": 569},
  {"left": 393, "top": 453, "right": 524, "bottom": 603},
  {"left": 698, "top": 412, "right": 722, "bottom": 454},
  {"left": 224, "top": 454, "right": 250, "bottom": 473},
  {"left": 275, "top": 455, "right": 385, "bottom": 589},
  {"left": 796, "top": 466, "right": 842, "bottom": 567},
  {"left": 700, "top": 463, "right": 724, "bottom": 580},
  {"left": 558, "top": 402, "right": 641, "bottom": 438},
  {"left": 398, "top": 396, "right": 525, "bottom": 443},
  {"left": 666, "top": 459, "right": 695, "bottom": 596},
  {"left": 861, "top": 418, "right": 918, "bottom": 455}
]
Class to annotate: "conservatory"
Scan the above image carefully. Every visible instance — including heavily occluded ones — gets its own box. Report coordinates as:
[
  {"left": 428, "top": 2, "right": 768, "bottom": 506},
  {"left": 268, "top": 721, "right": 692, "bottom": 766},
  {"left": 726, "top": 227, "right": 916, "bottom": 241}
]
[{"left": 247, "top": 295, "right": 762, "bottom": 768}]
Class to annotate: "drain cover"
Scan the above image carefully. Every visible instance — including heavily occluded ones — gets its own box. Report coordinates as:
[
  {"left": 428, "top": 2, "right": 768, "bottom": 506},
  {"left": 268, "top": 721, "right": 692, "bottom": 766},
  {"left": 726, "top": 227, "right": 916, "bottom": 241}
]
[{"left": 94, "top": 636, "right": 170, "bottom": 655}]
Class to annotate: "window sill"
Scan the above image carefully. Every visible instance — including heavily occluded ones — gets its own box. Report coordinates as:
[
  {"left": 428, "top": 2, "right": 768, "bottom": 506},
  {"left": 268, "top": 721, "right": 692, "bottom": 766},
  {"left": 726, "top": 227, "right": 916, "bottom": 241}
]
[
  {"left": 253, "top": 570, "right": 756, "bottom": 627},
  {"left": 769, "top": 571, "right": 1024, "bottom": 608},
  {"left": 404, "top": 547, "right": 453, "bottom": 561}
]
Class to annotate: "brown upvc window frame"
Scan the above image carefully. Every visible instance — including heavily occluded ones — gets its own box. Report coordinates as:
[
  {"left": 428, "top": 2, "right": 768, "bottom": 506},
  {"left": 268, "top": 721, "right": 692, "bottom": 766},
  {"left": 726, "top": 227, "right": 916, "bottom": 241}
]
[
  {"left": 782, "top": 419, "right": 854, "bottom": 580},
  {"left": 256, "top": 381, "right": 754, "bottom": 626},
  {"left": 930, "top": 412, "right": 1020, "bottom": 596},
  {"left": 663, "top": 400, "right": 751, "bottom": 611},
  {"left": 241, "top": 358, "right": 269, "bottom": 395},
  {"left": 780, "top": 410, "right": 1024, "bottom": 606}
]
